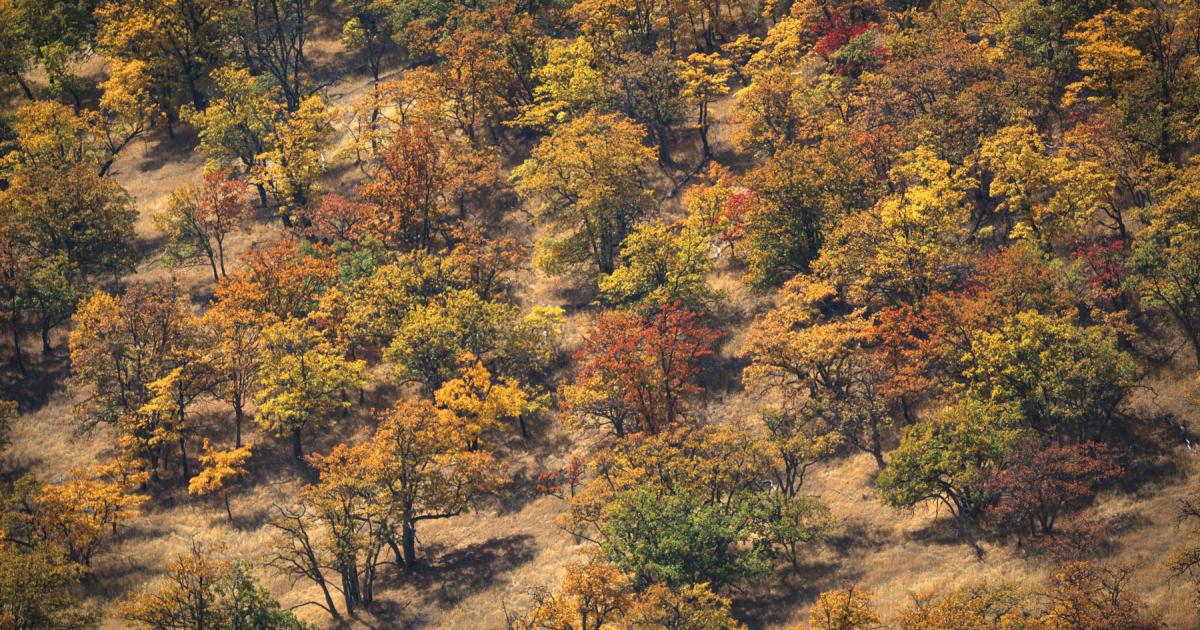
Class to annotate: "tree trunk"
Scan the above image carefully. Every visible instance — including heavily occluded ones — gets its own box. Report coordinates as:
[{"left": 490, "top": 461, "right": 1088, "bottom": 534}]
[
  {"left": 41, "top": 318, "right": 52, "bottom": 354},
  {"left": 224, "top": 493, "right": 233, "bottom": 523},
  {"left": 869, "top": 417, "right": 886, "bottom": 469},
  {"left": 179, "top": 437, "right": 191, "bottom": 480},
  {"left": 256, "top": 183, "right": 269, "bottom": 209},
  {"left": 233, "top": 400, "right": 244, "bottom": 448},
  {"left": 1189, "top": 331, "right": 1200, "bottom": 369},
  {"left": 292, "top": 427, "right": 304, "bottom": 459},
  {"left": 9, "top": 70, "right": 33, "bottom": 100},
  {"left": 10, "top": 312, "right": 24, "bottom": 375},
  {"left": 402, "top": 520, "right": 417, "bottom": 570},
  {"left": 217, "top": 241, "right": 228, "bottom": 278}
]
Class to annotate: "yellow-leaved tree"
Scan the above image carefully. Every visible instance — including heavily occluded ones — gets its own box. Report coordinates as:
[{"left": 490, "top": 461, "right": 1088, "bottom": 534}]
[
  {"left": 434, "top": 354, "right": 530, "bottom": 443},
  {"left": 255, "top": 317, "right": 366, "bottom": 459},
  {"left": 513, "top": 111, "right": 656, "bottom": 278},
  {"left": 188, "top": 441, "right": 253, "bottom": 522}
]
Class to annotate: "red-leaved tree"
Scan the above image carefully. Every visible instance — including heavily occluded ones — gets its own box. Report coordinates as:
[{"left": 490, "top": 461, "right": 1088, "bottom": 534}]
[
  {"left": 560, "top": 304, "right": 723, "bottom": 437},
  {"left": 984, "top": 441, "right": 1122, "bottom": 540}
]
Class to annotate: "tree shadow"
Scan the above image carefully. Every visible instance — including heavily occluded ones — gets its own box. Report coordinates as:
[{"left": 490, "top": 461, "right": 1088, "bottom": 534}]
[
  {"left": 488, "top": 467, "right": 546, "bottom": 517},
  {"left": 406, "top": 534, "right": 536, "bottom": 608},
  {"left": 825, "top": 517, "right": 892, "bottom": 556},
  {"left": 901, "top": 514, "right": 977, "bottom": 550},
  {"left": 1112, "top": 410, "right": 1191, "bottom": 496},
  {"left": 0, "top": 346, "right": 72, "bottom": 412},
  {"left": 696, "top": 352, "right": 750, "bottom": 397},
  {"left": 732, "top": 559, "right": 862, "bottom": 628},
  {"left": 129, "top": 127, "right": 200, "bottom": 175}
]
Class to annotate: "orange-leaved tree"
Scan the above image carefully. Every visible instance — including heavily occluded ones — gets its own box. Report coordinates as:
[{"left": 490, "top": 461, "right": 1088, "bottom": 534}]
[{"left": 357, "top": 398, "right": 503, "bottom": 569}]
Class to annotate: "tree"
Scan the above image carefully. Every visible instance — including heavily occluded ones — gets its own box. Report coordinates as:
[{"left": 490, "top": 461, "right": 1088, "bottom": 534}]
[
  {"left": 564, "top": 427, "right": 780, "bottom": 590},
  {"left": 337, "top": 0, "right": 396, "bottom": 83},
  {"left": 434, "top": 356, "right": 530, "bottom": 442},
  {"left": 978, "top": 123, "right": 1083, "bottom": 242},
  {"left": 384, "top": 289, "right": 519, "bottom": 391},
  {"left": 68, "top": 283, "right": 191, "bottom": 426},
  {"left": 598, "top": 221, "right": 716, "bottom": 311},
  {"left": 624, "top": 583, "right": 746, "bottom": 630},
  {"left": 255, "top": 318, "right": 366, "bottom": 458},
  {"left": 137, "top": 336, "right": 223, "bottom": 480},
  {"left": 897, "top": 582, "right": 1032, "bottom": 629},
  {"left": 877, "top": 400, "right": 1024, "bottom": 524},
  {"left": 121, "top": 544, "right": 309, "bottom": 629},
  {"left": 18, "top": 253, "right": 85, "bottom": 355},
  {"left": 0, "top": 400, "right": 14, "bottom": 453},
  {"left": 513, "top": 112, "right": 656, "bottom": 277},
  {"left": 157, "top": 169, "right": 252, "bottom": 282},
  {"left": 983, "top": 441, "right": 1121, "bottom": 539},
  {"left": 232, "top": 0, "right": 312, "bottom": 112},
  {"left": 522, "top": 560, "right": 746, "bottom": 630},
  {"left": 560, "top": 304, "right": 722, "bottom": 436},
  {"left": 1169, "top": 492, "right": 1200, "bottom": 603},
  {"left": 357, "top": 122, "right": 453, "bottom": 252},
  {"left": 267, "top": 505, "right": 341, "bottom": 619},
  {"left": 409, "top": 6, "right": 529, "bottom": 140},
  {"left": 70, "top": 286, "right": 218, "bottom": 480},
  {"left": 217, "top": 561, "right": 312, "bottom": 629},
  {"left": 447, "top": 225, "right": 528, "bottom": 300},
  {"left": 352, "top": 397, "right": 503, "bottom": 569},
  {"left": 332, "top": 251, "right": 460, "bottom": 358},
  {"left": 252, "top": 94, "right": 331, "bottom": 221},
  {"left": 0, "top": 1, "right": 36, "bottom": 101},
  {"left": 298, "top": 193, "right": 376, "bottom": 247},
  {"left": 962, "top": 311, "right": 1136, "bottom": 443},
  {"left": 0, "top": 543, "right": 94, "bottom": 630},
  {"left": 0, "top": 159, "right": 137, "bottom": 278},
  {"left": 741, "top": 138, "right": 876, "bottom": 288},
  {"left": 1065, "top": 4, "right": 1199, "bottom": 161},
  {"left": 684, "top": 165, "right": 749, "bottom": 261},
  {"left": 732, "top": 18, "right": 846, "bottom": 155},
  {"left": 189, "top": 441, "right": 254, "bottom": 522},
  {"left": 1040, "top": 562, "right": 1161, "bottom": 630},
  {"left": 759, "top": 410, "right": 838, "bottom": 572},
  {"left": 119, "top": 542, "right": 226, "bottom": 629},
  {"left": 3, "top": 101, "right": 100, "bottom": 173},
  {"left": 215, "top": 237, "right": 337, "bottom": 322},
  {"left": 91, "top": 58, "right": 163, "bottom": 172},
  {"left": 812, "top": 146, "right": 975, "bottom": 308},
  {"left": 4, "top": 467, "right": 147, "bottom": 568},
  {"left": 607, "top": 50, "right": 686, "bottom": 164},
  {"left": 298, "top": 444, "right": 384, "bottom": 614},
  {"left": 678, "top": 52, "right": 732, "bottom": 161},
  {"left": 184, "top": 65, "right": 287, "bottom": 207},
  {"left": 598, "top": 485, "right": 771, "bottom": 589},
  {"left": 743, "top": 278, "right": 891, "bottom": 466},
  {"left": 95, "top": 0, "right": 230, "bottom": 112},
  {"left": 805, "top": 588, "right": 881, "bottom": 630},
  {"left": 527, "top": 560, "right": 633, "bottom": 629},
  {"left": 1128, "top": 160, "right": 1200, "bottom": 364},
  {"left": 202, "top": 303, "right": 263, "bottom": 448},
  {"left": 513, "top": 37, "right": 608, "bottom": 129}
]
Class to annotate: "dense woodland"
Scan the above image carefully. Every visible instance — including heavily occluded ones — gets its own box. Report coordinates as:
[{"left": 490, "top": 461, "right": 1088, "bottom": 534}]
[{"left": 1, "top": 0, "right": 1200, "bottom": 627}]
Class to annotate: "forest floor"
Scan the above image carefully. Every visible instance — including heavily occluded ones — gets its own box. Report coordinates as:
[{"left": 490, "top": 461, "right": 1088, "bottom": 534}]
[{"left": 6, "top": 12, "right": 1200, "bottom": 629}]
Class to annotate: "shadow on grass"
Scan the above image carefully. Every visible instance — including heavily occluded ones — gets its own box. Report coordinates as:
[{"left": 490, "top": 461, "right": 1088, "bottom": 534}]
[{"left": 406, "top": 534, "right": 537, "bottom": 608}]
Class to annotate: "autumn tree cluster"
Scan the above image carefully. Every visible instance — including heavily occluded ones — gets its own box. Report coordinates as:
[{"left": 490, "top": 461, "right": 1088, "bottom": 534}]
[{"left": 0, "top": 0, "right": 1199, "bottom": 626}]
